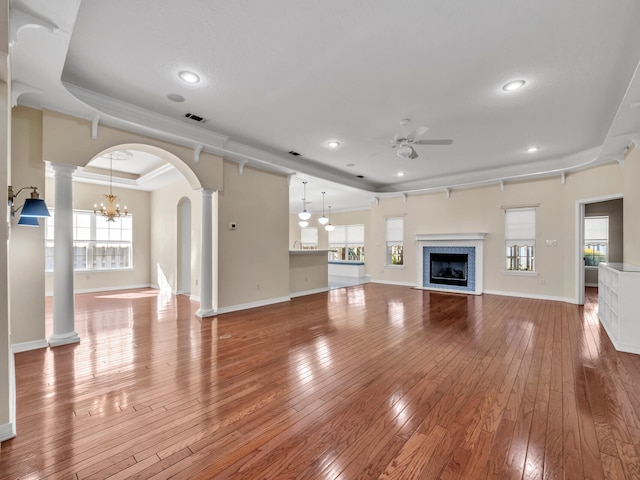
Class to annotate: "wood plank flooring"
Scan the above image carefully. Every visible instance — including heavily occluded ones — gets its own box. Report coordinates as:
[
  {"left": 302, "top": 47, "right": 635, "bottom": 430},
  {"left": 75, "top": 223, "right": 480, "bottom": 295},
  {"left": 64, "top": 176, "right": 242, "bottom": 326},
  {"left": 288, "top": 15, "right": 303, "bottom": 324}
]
[{"left": 1, "top": 285, "right": 640, "bottom": 479}]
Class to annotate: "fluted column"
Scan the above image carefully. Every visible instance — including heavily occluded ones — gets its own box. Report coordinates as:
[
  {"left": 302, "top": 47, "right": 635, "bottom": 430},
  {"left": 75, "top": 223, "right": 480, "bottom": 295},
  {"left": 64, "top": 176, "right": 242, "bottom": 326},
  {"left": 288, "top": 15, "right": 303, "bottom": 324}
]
[
  {"left": 196, "top": 188, "right": 215, "bottom": 317},
  {"left": 48, "top": 163, "right": 80, "bottom": 347}
]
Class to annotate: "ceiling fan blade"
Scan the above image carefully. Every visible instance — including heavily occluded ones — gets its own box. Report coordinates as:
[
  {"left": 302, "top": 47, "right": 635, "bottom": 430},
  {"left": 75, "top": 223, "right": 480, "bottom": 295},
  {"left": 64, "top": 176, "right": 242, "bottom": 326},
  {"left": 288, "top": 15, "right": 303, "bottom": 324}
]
[
  {"left": 409, "top": 146, "right": 419, "bottom": 159},
  {"left": 414, "top": 139, "right": 453, "bottom": 145},
  {"left": 407, "top": 126, "right": 429, "bottom": 142}
]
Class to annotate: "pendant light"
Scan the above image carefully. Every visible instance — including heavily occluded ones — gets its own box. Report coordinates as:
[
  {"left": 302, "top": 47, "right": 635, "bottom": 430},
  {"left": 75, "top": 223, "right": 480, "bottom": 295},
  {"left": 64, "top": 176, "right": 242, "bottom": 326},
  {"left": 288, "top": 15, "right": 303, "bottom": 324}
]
[
  {"left": 324, "top": 205, "right": 335, "bottom": 232},
  {"left": 298, "top": 181, "right": 311, "bottom": 221},
  {"left": 317, "top": 191, "right": 329, "bottom": 225}
]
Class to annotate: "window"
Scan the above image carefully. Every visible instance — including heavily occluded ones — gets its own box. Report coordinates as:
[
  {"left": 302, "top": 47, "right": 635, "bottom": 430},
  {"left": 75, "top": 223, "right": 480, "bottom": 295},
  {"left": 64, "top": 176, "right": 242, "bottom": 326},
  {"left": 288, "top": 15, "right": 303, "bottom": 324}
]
[
  {"left": 328, "top": 224, "right": 364, "bottom": 261},
  {"left": 584, "top": 216, "right": 608, "bottom": 267},
  {"left": 505, "top": 208, "right": 535, "bottom": 272},
  {"left": 386, "top": 217, "right": 403, "bottom": 266},
  {"left": 45, "top": 209, "right": 133, "bottom": 272},
  {"left": 300, "top": 227, "right": 318, "bottom": 250}
]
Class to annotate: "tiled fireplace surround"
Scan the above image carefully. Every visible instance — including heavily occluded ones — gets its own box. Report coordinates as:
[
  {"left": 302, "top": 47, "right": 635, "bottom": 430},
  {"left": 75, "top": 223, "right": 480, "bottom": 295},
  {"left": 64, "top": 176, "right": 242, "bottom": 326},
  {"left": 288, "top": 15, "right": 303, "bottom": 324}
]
[{"left": 416, "top": 233, "right": 487, "bottom": 295}]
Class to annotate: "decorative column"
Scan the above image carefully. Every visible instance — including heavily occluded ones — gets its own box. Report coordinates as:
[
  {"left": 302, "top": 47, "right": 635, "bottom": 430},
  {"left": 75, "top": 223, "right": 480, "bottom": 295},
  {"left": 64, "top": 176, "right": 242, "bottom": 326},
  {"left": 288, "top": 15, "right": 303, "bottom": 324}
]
[
  {"left": 48, "top": 163, "right": 80, "bottom": 347},
  {"left": 196, "top": 188, "right": 215, "bottom": 317}
]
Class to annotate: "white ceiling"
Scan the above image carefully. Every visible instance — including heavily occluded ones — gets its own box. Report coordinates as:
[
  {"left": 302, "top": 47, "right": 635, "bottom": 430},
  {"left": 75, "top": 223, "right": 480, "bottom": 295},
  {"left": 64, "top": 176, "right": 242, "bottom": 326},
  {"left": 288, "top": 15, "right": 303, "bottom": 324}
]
[{"left": 9, "top": 0, "right": 640, "bottom": 213}]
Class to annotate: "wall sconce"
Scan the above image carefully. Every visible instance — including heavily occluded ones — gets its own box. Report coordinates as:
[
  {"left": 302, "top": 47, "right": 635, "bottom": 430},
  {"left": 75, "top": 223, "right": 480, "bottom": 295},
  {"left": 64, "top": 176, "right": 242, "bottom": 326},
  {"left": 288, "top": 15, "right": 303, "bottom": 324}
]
[{"left": 8, "top": 185, "right": 51, "bottom": 227}]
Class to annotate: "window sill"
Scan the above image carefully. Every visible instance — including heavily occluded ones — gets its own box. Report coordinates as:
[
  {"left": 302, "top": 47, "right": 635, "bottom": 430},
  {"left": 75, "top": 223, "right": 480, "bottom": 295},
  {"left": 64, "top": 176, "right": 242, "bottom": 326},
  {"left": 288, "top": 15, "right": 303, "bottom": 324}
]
[
  {"left": 503, "top": 270, "right": 539, "bottom": 277},
  {"left": 385, "top": 264, "right": 405, "bottom": 269},
  {"left": 46, "top": 268, "right": 135, "bottom": 274}
]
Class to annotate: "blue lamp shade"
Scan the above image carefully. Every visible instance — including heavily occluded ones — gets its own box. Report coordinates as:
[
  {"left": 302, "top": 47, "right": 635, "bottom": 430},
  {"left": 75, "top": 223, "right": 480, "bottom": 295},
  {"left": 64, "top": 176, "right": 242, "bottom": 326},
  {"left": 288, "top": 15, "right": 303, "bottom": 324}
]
[
  {"left": 20, "top": 198, "right": 51, "bottom": 218},
  {"left": 17, "top": 216, "right": 40, "bottom": 227}
]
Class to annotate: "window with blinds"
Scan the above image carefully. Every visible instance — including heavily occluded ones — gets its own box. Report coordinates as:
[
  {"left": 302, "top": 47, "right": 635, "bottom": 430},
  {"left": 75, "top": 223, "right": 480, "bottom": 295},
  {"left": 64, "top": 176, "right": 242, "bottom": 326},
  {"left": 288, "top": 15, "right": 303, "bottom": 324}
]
[
  {"left": 328, "top": 224, "right": 365, "bottom": 261},
  {"left": 386, "top": 217, "right": 404, "bottom": 266},
  {"left": 584, "top": 216, "right": 608, "bottom": 267},
  {"left": 300, "top": 227, "right": 318, "bottom": 249},
  {"left": 45, "top": 209, "right": 133, "bottom": 272},
  {"left": 505, "top": 208, "right": 535, "bottom": 272}
]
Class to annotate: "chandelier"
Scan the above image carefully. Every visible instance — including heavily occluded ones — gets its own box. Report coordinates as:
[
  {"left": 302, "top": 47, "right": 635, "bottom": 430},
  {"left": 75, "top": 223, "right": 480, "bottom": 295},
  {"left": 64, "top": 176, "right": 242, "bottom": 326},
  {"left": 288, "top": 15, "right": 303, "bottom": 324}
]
[{"left": 94, "top": 153, "right": 129, "bottom": 222}]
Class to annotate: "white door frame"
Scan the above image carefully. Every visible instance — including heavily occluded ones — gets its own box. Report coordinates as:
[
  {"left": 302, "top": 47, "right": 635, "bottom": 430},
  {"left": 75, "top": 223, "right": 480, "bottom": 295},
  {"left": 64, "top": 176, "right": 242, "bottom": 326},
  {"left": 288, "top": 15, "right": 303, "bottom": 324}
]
[{"left": 575, "top": 193, "right": 623, "bottom": 304}]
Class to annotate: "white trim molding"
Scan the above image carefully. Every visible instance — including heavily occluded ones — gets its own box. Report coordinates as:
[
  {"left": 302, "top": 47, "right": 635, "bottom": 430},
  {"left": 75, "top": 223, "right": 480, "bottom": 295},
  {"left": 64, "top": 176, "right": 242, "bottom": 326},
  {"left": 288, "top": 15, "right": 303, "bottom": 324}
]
[{"left": 12, "top": 339, "right": 49, "bottom": 353}]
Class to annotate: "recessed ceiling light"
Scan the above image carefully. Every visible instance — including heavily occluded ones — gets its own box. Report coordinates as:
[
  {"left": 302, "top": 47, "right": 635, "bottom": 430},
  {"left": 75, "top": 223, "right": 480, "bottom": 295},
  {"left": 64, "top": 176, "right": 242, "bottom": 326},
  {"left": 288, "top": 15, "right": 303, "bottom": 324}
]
[
  {"left": 179, "top": 71, "right": 200, "bottom": 84},
  {"left": 326, "top": 140, "right": 340, "bottom": 148},
  {"left": 397, "top": 171, "right": 405, "bottom": 177},
  {"left": 526, "top": 146, "right": 539, "bottom": 153},
  {"left": 502, "top": 80, "right": 526, "bottom": 91}
]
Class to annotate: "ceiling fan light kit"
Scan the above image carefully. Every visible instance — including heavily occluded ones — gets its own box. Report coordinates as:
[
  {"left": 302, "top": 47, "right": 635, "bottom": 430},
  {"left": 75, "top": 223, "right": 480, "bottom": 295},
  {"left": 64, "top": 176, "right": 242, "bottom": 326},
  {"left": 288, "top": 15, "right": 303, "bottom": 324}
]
[{"left": 390, "top": 119, "right": 452, "bottom": 159}]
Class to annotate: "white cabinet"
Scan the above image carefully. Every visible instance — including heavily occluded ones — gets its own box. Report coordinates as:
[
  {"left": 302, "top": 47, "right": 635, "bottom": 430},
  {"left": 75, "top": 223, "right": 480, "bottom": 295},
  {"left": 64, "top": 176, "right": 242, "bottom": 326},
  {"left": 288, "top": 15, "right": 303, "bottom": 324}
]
[{"left": 598, "top": 263, "right": 640, "bottom": 354}]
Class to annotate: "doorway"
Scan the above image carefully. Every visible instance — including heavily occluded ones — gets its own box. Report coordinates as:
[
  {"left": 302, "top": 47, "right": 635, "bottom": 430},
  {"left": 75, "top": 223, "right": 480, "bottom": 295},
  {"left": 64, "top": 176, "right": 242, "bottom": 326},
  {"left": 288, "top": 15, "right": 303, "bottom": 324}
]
[{"left": 576, "top": 195, "right": 623, "bottom": 305}]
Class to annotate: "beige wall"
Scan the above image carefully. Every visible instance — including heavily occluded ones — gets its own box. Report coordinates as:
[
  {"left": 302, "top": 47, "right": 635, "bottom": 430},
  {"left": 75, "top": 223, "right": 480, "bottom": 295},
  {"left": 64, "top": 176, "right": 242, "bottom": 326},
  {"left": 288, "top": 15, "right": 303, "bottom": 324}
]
[
  {"left": 41, "top": 110, "right": 223, "bottom": 191},
  {"left": 43, "top": 179, "right": 152, "bottom": 295},
  {"left": 369, "top": 163, "right": 627, "bottom": 301},
  {"left": 289, "top": 252, "right": 328, "bottom": 295},
  {"left": 624, "top": 148, "right": 640, "bottom": 265},
  {"left": 217, "top": 162, "right": 289, "bottom": 309},
  {"left": 1, "top": 0, "right": 12, "bottom": 438},
  {"left": 10, "top": 107, "right": 46, "bottom": 344},
  {"left": 149, "top": 176, "right": 202, "bottom": 297}
]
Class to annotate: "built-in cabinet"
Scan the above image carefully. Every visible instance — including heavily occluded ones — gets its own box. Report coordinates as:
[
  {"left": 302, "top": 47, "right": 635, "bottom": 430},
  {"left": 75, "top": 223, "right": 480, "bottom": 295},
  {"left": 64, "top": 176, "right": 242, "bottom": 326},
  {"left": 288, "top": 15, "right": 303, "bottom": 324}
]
[{"left": 598, "top": 263, "right": 640, "bottom": 355}]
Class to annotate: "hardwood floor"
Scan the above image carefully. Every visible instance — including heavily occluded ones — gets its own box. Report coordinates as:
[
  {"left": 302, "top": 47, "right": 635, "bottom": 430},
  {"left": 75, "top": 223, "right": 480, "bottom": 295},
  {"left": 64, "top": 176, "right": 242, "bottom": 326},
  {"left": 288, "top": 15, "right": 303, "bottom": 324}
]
[{"left": 1, "top": 285, "right": 640, "bottom": 479}]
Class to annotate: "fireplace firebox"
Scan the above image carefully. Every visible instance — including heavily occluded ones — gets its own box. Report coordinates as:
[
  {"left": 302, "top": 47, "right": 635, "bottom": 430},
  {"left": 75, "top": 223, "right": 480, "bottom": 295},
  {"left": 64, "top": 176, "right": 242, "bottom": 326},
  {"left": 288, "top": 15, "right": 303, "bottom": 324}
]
[{"left": 430, "top": 253, "right": 468, "bottom": 287}]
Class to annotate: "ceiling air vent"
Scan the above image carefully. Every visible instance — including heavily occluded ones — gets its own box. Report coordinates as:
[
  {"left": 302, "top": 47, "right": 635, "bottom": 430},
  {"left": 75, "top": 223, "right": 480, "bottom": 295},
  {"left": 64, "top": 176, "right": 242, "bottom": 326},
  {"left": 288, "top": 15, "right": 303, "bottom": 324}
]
[
  {"left": 288, "top": 150, "right": 301, "bottom": 156},
  {"left": 185, "top": 113, "right": 206, "bottom": 123}
]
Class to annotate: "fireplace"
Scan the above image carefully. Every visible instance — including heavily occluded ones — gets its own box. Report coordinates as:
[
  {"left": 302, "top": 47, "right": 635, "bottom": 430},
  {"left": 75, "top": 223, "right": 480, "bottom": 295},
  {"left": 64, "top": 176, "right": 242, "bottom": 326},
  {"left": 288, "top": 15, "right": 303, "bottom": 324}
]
[
  {"left": 430, "top": 253, "right": 468, "bottom": 287},
  {"left": 416, "top": 233, "right": 486, "bottom": 295}
]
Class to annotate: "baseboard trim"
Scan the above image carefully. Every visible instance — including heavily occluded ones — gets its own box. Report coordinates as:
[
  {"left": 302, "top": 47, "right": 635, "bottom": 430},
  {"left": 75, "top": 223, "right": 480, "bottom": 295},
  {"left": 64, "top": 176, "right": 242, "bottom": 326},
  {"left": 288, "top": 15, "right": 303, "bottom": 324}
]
[
  {"left": 0, "top": 352, "right": 17, "bottom": 442},
  {"left": 215, "top": 296, "right": 291, "bottom": 315},
  {"left": 483, "top": 289, "right": 576, "bottom": 304},
  {"left": 290, "top": 287, "right": 330, "bottom": 298},
  {"left": 370, "top": 279, "right": 417, "bottom": 287},
  {"left": 46, "top": 284, "right": 153, "bottom": 296},
  {"left": 12, "top": 339, "right": 49, "bottom": 353}
]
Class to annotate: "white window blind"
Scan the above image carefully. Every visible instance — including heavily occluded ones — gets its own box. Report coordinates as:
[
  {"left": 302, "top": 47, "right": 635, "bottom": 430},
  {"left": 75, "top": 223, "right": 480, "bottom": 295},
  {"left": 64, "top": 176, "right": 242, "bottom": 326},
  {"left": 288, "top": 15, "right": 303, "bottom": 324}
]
[
  {"left": 386, "top": 217, "right": 403, "bottom": 243},
  {"left": 329, "top": 225, "right": 346, "bottom": 244},
  {"left": 505, "top": 208, "right": 535, "bottom": 242},
  {"left": 346, "top": 224, "right": 364, "bottom": 245},
  {"left": 300, "top": 227, "right": 318, "bottom": 245},
  {"left": 585, "top": 217, "right": 608, "bottom": 242}
]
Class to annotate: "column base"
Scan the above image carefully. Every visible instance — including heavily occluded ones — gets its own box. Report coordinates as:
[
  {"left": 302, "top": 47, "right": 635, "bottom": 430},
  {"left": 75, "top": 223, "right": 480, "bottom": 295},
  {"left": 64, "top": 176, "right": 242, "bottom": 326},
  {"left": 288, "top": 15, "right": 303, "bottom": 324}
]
[
  {"left": 195, "top": 308, "right": 217, "bottom": 318},
  {"left": 48, "top": 331, "right": 80, "bottom": 347}
]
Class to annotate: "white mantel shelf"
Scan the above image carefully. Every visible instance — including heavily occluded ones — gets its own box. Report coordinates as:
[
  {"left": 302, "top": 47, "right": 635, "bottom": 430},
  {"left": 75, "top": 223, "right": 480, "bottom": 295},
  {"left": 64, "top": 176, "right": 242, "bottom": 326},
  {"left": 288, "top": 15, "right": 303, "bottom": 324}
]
[{"left": 416, "top": 233, "right": 488, "bottom": 241}]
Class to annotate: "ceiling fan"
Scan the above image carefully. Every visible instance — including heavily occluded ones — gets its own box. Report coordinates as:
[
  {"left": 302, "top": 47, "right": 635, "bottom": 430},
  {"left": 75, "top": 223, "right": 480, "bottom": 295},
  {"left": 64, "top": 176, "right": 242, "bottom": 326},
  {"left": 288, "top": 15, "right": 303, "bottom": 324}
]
[{"left": 391, "top": 119, "right": 453, "bottom": 159}]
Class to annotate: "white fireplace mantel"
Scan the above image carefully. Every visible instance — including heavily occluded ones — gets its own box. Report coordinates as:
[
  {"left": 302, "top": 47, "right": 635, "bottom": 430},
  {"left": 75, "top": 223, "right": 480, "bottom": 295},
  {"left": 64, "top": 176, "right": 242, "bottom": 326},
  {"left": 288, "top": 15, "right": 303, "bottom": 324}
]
[
  {"left": 416, "top": 233, "right": 487, "bottom": 242},
  {"left": 416, "top": 233, "right": 487, "bottom": 294}
]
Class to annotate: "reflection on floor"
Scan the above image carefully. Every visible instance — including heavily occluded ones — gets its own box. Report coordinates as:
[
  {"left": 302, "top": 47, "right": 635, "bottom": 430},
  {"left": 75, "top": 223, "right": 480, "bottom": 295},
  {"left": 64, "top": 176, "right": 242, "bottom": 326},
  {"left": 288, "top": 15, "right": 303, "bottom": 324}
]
[{"left": 328, "top": 275, "right": 370, "bottom": 290}]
